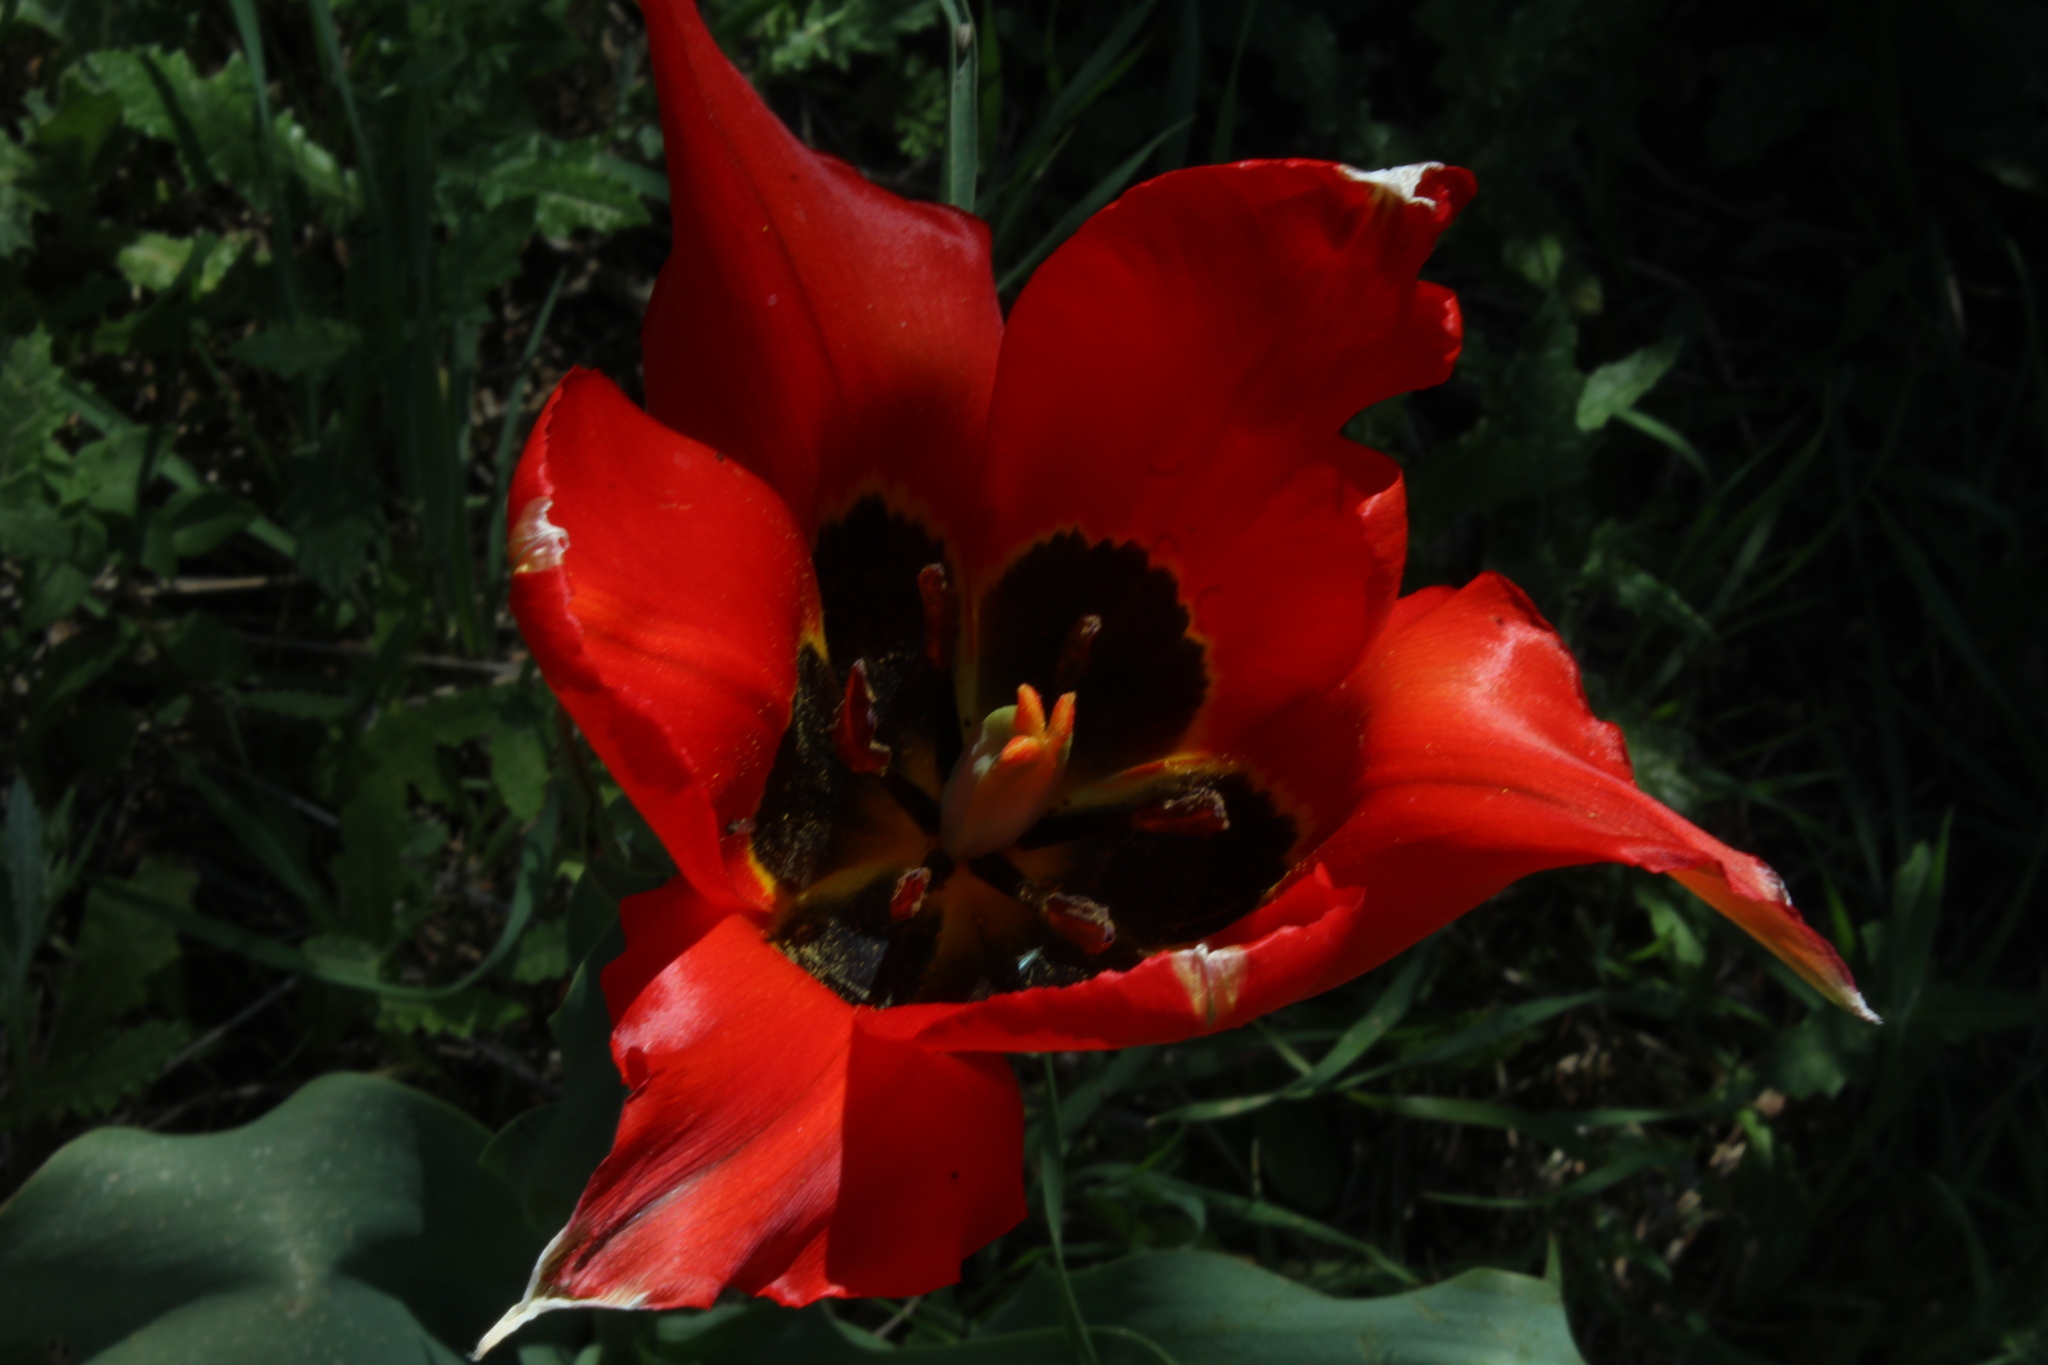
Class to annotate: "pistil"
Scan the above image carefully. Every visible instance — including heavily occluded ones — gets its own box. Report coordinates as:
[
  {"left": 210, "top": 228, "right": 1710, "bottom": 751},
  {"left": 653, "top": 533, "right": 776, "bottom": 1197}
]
[{"left": 939, "top": 684, "right": 1077, "bottom": 861}]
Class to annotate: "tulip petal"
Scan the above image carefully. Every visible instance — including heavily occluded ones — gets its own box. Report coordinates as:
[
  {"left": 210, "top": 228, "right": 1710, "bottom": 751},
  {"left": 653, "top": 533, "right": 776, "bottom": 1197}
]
[
  {"left": 979, "top": 161, "right": 1470, "bottom": 750},
  {"left": 639, "top": 0, "right": 1003, "bottom": 534},
  {"left": 862, "top": 869, "right": 1368, "bottom": 1052},
  {"left": 508, "top": 369, "right": 817, "bottom": 908},
  {"left": 1308, "top": 574, "right": 1876, "bottom": 1020},
  {"left": 486, "top": 914, "right": 1025, "bottom": 1337}
]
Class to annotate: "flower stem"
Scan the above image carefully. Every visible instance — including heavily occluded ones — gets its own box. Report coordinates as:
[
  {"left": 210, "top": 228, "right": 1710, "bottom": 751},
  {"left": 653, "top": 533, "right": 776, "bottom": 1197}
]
[{"left": 1038, "top": 1054, "right": 1102, "bottom": 1365}]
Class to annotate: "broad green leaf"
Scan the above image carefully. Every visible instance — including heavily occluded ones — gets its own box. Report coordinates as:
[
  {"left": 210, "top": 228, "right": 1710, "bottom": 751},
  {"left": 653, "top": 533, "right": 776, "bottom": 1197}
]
[
  {"left": 1575, "top": 337, "right": 1681, "bottom": 432},
  {"left": 0, "top": 1072, "right": 543, "bottom": 1362},
  {"left": 650, "top": 1252, "right": 1586, "bottom": 1364},
  {"left": 987, "top": 1253, "right": 1586, "bottom": 1365}
]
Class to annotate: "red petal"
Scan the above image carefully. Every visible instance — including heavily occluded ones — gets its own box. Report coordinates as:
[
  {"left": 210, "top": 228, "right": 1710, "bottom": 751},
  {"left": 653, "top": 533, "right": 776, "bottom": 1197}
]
[
  {"left": 1307, "top": 574, "right": 1875, "bottom": 1020},
  {"left": 509, "top": 369, "right": 816, "bottom": 908},
  {"left": 639, "top": 0, "right": 1002, "bottom": 535},
  {"left": 863, "top": 870, "right": 1367, "bottom": 1052},
  {"left": 506, "top": 915, "right": 1025, "bottom": 1318},
  {"left": 600, "top": 877, "right": 737, "bottom": 1024},
  {"left": 976, "top": 162, "right": 1470, "bottom": 750}
]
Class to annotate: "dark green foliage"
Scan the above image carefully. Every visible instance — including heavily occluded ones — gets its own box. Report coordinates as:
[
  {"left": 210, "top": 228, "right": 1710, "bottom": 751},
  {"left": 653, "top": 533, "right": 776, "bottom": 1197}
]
[{"left": 1, "top": 0, "right": 2042, "bottom": 1362}]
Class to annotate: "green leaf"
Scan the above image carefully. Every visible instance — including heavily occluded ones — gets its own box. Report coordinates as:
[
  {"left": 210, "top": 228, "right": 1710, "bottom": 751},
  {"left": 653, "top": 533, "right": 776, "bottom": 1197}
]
[
  {"left": 0, "top": 329, "right": 68, "bottom": 482},
  {"left": 84, "top": 48, "right": 349, "bottom": 213},
  {"left": 164, "top": 610, "right": 251, "bottom": 684},
  {"left": 0, "top": 1072, "right": 543, "bottom": 1361},
  {"left": 486, "top": 908, "right": 627, "bottom": 1232},
  {"left": 1575, "top": 337, "right": 1681, "bottom": 432},
  {"left": 990, "top": 1253, "right": 1587, "bottom": 1365},
  {"left": 0, "top": 131, "right": 44, "bottom": 259},
  {"left": 10, "top": 1020, "right": 190, "bottom": 1123},
  {"left": 491, "top": 721, "right": 550, "bottom": 823},
  {"left": 116, "top": 231, "right": 246, "bottom": 295},
  {"left": 3, "top": 775, "right": 48, "bottom": 1025},
  {"left": 470, "top": 136, "right": 652, "bottom": 237},
  {"left": 237, "top": 688, "right": 358, "bottom": 721},
  {"left": 51, "top": 862, "right": 189, "bottom": 1047},
  {"left": 651, "top": 1253, "right": 1585, "bottom": 1363},
  {"left": 228, "top": 318, "right": 361, "bottom": 380},
  {"left": 377, "top": 986, "right": 527, "bottom": 1037}
]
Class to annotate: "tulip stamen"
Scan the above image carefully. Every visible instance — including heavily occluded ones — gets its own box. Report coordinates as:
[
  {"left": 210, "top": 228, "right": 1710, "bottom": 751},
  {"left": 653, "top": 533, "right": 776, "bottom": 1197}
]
[
  {"left": 918, "top": 562, "right": 957, "bottom": 671},
  {"left": 833, "top": 659, "right": 891, "bottom": 773},
  {"left": 888, "top": 866, "right": 933, "bottom": 921},
  {"left": 1044, "top": 892, "right": 1116, "bottom": 954},
  {"left": 1053, "top": 613, "right": 1101, "bottom": 694}
]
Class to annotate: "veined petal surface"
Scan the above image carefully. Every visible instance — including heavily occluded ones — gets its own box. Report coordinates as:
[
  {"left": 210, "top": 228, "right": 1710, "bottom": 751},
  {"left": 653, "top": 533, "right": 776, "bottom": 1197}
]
[
  {"left": 508, "top": 369, "right": 816, "bottom": 907},
  {"left": 639, "top": 0, "right": 1002, "bottom": 534},
  {"left": 1306, "top": 575, "right": 1875, "bottom": 1019},
  {"left": 486, "top": 914, "right": 1024, "bottom": 1335},
  {"left": 979, "top": 161, "right": 1471, "bottom": 750}
]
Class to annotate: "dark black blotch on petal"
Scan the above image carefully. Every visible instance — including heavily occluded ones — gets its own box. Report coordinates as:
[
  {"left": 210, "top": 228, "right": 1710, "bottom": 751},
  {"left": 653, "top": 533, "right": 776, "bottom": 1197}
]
[
  {"left": 813, "top": 497, "right": 963, "bottom": 778},
  {"left": 773, "top": 868, "right": 942, "bottom": 1007},
  {"left": 977, "top": 533, "right": 1207, "bottom": 782},
  {"left": 1048, "top": 771, "right": 1295, "bottom": 948},
  {"left": 814, "top": 498, "right": 944, "bottom": 677},
  {"left": 751, "top": 645, "right": 839, "bottom": 887}
]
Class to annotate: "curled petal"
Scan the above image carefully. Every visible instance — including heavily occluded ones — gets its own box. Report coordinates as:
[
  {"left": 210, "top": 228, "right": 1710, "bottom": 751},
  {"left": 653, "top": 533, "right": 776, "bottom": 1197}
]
[
  {"left": 1306, "top": 575, "right": 1875, "bottom": 1020},
  {"left": 979, "top": 161, "right": 1470, "bottom": 749},
  {"left": 862, "top": 870, "right": 1366, "bottom": 1053},
  {"left": 508, "top": 369, "right": 817, "bottom": 907},
  {"left": 639, "top": 0, "right": 1002, "bottom": 534},
  {"left": 481, "top": 913, "right": 1026, "bottom": 1347}
]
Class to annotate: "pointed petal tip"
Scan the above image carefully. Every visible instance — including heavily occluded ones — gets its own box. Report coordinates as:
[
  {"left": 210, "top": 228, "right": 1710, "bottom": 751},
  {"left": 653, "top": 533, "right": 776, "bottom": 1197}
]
[
  {"left": 471, "top": 1294, "right": 580, "bottom": 1360},
  {"left": 1667, "top": 866, "right": 1878, "bottom": 1025}
]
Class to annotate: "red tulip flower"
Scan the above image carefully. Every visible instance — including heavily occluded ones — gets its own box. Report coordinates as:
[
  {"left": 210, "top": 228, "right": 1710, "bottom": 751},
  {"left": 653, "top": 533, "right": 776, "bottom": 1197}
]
[{"left": 479, "top": 0, "right": 1873, "bottom": 1347}]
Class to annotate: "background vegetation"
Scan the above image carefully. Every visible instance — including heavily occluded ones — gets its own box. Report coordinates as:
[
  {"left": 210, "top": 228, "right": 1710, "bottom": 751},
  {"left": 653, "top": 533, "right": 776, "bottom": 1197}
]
[{"left": 1, "top": 0, "right": 2043, "bottom": 1360}]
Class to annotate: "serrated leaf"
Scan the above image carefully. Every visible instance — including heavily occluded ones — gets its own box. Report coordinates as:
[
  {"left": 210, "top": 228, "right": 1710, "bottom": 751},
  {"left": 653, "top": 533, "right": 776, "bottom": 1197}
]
[
  {"left": 509, "top": 918, "right": 568, "bottom": 983},
  {"left": 50, "top": 862, "right": 189, "bottom": 1047},
  {"left": 470, "top": 135, "right": 651, "bottom": 237},
  {"left": 83, "top": 48, "right": 349, "bottom": 213},
  {"left": 0, "top": 1073, "right": 541, "bottom": 1362},
  {"left": 0, "top": 132, "right": 44, "bottom": 258},
  {"left": 491, "top": 721, "right": 549, "bottom": 822},
  {"left": 0, "top": 330, "right": 68, "bottom": 482},
  {"left": 13, "top": 1020, "right": 190, "bottom": 1122}
]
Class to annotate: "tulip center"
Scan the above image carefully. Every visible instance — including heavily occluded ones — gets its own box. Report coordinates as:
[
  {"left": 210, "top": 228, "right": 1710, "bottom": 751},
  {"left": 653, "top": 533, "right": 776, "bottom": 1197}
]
[
  {"left": 747, "top": 497, "right": 1297, "bottom": 1007},
  {"left": 939, "top": 684, "right": 1076, "bottom": 860}
]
